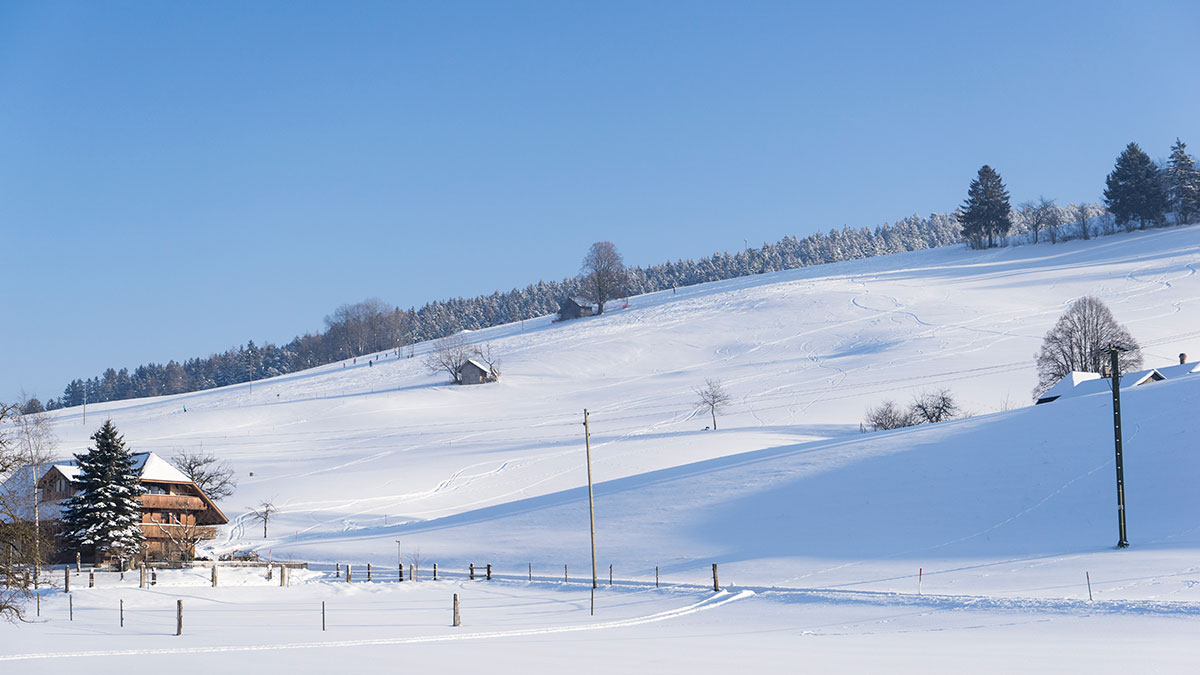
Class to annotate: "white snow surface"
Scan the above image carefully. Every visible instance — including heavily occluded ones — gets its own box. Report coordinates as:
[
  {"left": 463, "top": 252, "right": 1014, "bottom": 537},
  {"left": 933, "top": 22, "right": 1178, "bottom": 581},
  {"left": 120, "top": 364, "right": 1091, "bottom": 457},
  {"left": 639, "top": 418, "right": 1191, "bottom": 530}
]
[{"left": 7, "top": 226, "right": 1200, "bottom": 672}]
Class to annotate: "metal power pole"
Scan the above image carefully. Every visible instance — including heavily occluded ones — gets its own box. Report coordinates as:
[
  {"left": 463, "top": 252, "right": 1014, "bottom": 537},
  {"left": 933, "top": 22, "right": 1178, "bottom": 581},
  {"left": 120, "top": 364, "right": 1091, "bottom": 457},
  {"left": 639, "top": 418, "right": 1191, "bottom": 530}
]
[
  {"left": 584, "top": 409, "right": 598, "bottom": 614},
  {"left": 1110, "top": 345, "right": 1129, "bottom": 549}
]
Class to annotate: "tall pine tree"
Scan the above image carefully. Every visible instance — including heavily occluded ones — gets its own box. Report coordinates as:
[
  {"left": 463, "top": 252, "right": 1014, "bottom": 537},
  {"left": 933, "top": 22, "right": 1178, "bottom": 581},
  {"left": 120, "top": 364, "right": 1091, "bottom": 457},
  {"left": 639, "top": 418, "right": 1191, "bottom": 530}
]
[
  {"left": 958, "top": 165, "right": 1012, "bottom": 249},
  {"left": 1166, "top": 139, "right": 1200, "bottom": 225},
  {"left": 1104, "top": 142, "right": 1167, "bottom": 230},
  {"left": 61, "top": 420, "right": 145, "bottom": 564}
]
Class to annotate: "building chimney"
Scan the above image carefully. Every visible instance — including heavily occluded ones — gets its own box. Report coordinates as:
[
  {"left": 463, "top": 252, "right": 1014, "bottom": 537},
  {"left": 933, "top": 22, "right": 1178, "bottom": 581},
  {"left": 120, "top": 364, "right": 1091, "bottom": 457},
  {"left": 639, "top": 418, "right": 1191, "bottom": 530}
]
[{"left": 1180, "top": 353, "right": 1188, "bottom": 365}]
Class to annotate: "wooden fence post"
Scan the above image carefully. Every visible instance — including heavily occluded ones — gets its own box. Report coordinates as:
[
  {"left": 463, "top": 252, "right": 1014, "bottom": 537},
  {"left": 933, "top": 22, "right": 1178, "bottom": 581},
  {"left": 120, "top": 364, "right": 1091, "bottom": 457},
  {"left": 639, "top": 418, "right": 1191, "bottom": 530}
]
[
  {"left": 212, "top": 565, "right": 218, "bottom": 588},
  {"left": 409, "top": 563, "right": 414, "bottom": 582},
  {"left": 528, "top": 563, "right": 532, "bottom": 582},
  {"left": 89, "top": 571, "right": 95, "bottom": 588},
  {"left": 69, "top": 594, "right": 73, "bottom": 621},
  {"left": 176, "top": 599, "right": 183, "bottom": 636},
  {"left": 140, "top": 563, "right": 146, "bottom": 589},
  {"left": 322, "top": 601, "right": 326, "bottom": 631},
  {"left": 712, "top": 563, "right": 719, "bottom": 592},
  {"left": 75, "top": 552, "right": 81, "bottom": 573},
  {"left": 564, "top": 564, "right": 568, "bottom": 583},
  {"left": 609, "top": 564, "right": 612, "bottom": 586},
  {"left": 367, "top": 563, "right": 372, "bottom": 581},
  {"left": 486, "top": 564, "right": 492, "bottom": 581},
  {"left": 268, "top": 565, "right": 273, "bottom": 581},
  {"left": 64, "top": 567, "right": 70, "bottom": 593},
  {"left": 470, "top": 563, "right": 475, "bottom": 581},
  {"left": 151, "top": 570, "right": 157, "bottom": 586},
  {"left": 433, "top": 563, "right": 438, "bottom": 580},
  {"left": 120, "top": 598, "right": 124, "bottom": 627},
  {"left": 656, "top": 566, "right": 659, "bottom": 588},
  {"left": 346, "top": 564, "right": 352, "bottom": 583},
  {"left": 336, "top": 562, "right": 340, "bottom": 575},
  {"left": 453, "top": 593, "right": 460, "bottom": 627}
]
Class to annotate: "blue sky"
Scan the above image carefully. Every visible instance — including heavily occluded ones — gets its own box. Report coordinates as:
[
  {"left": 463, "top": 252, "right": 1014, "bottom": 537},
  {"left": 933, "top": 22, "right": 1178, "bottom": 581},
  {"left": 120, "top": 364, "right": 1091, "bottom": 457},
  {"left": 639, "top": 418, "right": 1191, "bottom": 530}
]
[{"left": 2, "top": 1, "right": 1198, "bottom": 402}]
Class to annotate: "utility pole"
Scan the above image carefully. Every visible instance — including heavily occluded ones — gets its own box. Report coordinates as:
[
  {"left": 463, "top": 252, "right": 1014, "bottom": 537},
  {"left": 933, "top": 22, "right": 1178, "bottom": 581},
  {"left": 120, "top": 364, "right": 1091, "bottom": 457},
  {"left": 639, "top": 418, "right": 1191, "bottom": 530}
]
[
  {"left": 584, "top": 409, "right": 598, "bottom": 615},
  {"left": 1109, "top": 345, "right": 1129, "bottom": 549}
]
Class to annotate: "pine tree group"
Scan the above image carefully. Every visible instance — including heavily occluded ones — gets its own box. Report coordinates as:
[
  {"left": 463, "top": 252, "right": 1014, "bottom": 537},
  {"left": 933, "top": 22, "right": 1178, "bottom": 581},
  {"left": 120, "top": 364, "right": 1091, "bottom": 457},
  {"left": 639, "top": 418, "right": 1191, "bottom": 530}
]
[
  {"left": 958, "top": 165, "right": 1012, "bottom": 249},
  {"left": 1167, "top": 139, "right": 1200, "bottom": 225},
  {"left": 1104, "top": 142, "right": 1167, "bottom": 230},
  {"left": 61, "top": 420, "right": 145, "bottom": 564}
]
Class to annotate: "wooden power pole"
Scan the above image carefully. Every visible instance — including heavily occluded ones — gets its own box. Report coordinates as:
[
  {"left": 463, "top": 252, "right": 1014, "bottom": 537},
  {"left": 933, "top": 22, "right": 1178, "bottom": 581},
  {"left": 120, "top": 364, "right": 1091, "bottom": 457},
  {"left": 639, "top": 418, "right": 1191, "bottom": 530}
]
[
  {"left": 584, "top": 409, "right": 598, "bottom": 615},
  {"left": 1110, "top": 345, "right": 1129, "bottom": 548}
]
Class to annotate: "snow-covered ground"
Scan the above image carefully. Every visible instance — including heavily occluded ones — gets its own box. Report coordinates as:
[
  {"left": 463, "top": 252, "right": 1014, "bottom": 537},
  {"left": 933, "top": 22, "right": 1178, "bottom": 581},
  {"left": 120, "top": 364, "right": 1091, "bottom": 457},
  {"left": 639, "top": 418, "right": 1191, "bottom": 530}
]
[{"left": 7, "top": 226, "right": 1200, "bottom": 671}]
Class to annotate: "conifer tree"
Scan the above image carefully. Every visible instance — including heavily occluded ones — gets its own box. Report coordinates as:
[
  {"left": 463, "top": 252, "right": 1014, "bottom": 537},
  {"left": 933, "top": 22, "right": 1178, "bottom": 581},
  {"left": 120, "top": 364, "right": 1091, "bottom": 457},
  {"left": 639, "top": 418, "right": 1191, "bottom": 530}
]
[
  {"left": 1104, "top": 142, "right": 1167, "bottom": 230},
  {"left": 61, "top": 420, "right": 145, "bottom": 564},
  {"left": 958, "top": 165, "right": 1012, "bottom": 249},
  {"left": 1166, "top": 139, "right": 1199, "bottom": 225}
]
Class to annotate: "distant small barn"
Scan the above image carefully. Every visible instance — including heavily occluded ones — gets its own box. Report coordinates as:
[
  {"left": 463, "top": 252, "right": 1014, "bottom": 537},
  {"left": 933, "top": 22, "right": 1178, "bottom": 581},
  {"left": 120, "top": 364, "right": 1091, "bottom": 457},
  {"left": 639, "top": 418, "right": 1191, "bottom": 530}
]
[
  {"left": 557, "top": 297, "right": 594, "bottom": 321},
  {"left": 458, "top": 359, "right": 498, "bottom": 385}
]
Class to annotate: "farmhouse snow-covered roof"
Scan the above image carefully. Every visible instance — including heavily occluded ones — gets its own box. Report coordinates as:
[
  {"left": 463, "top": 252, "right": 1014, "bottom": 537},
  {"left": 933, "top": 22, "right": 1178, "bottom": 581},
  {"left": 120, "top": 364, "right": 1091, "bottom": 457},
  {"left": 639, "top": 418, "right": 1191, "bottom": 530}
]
[{"left": 48, "top": 451, "right": 191, "bottom": 484}]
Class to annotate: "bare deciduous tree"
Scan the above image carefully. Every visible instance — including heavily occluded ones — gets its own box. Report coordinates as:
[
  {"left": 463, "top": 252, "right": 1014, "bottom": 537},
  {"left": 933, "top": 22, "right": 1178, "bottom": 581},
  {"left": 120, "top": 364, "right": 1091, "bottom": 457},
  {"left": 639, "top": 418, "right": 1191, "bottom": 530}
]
[
  {"left": 12, "top": 399, "right": 57, "bottom": 593},
  {"left": 864, "top": 400, "right": 916, "bottom": 431},
  {"left": 0, "top": 402, "right": 48, "bottom": 621},
  {"left": 580, "top": 241, "right": 626, "bottom": 314},
  {"left": 1034, "top": 296, "right": 1142, "bottom": 399},
  {"left": 1074, "top": 203, "right": 1092, "bottom": 240},
  {"left": 424, "top": 336, "right": 500, "bottom": 384},
  {"left": 694, "top": 378, "right": 732, "bottom": 430},
  {"left": 160, "top": 519, "right": 218, "bottom": 562},
  {"left": 424, "top": 334, "right": 474, "bottom": 384},
  {"left": 909, "top": 389, "right": 960, "bottom": 424},
  {"left": 170, "top": 448, "right": 237, "bottom": 501},
  {"left": 248, "top": 499, "right": 277, "bottom": 539}
]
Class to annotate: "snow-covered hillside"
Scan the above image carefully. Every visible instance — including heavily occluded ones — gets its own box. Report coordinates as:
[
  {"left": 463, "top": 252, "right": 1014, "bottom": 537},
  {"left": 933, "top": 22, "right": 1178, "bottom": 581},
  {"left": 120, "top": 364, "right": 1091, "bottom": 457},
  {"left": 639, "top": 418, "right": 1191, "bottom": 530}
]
[{"left": 13, "top": 226, "right": 1200, "bottom": 672}]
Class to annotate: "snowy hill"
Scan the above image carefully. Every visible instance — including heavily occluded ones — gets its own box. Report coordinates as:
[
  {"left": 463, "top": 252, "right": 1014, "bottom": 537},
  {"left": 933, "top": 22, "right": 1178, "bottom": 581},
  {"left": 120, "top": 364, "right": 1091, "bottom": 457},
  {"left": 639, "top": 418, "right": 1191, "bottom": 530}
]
[
  {"left": 34, "top": 225, "right": 1200, "bottom": 596},
  {"left": 10, "top": 225, "right": 1200, "bottom": 673}
]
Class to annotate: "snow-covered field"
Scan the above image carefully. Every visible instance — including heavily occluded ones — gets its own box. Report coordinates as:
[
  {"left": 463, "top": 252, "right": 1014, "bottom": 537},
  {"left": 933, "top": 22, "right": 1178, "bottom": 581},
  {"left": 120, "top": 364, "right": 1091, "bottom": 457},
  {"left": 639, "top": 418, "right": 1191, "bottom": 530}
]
[{"left": 7, "top": 226, "right": 1200, "bottom": 671}]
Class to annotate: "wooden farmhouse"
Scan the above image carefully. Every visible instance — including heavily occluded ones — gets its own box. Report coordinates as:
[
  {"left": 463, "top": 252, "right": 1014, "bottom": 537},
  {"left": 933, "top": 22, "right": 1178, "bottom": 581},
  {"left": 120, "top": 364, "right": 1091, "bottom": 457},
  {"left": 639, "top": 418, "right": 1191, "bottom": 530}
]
[
  {"left": 557, "top": 297, "right": 594, "bottom": 321},
  {"left": 458, "top": 358, "right": 499, "bottom": 385},
  {"left": 37, "top": 451, "right": 229, "bottom": 563}
]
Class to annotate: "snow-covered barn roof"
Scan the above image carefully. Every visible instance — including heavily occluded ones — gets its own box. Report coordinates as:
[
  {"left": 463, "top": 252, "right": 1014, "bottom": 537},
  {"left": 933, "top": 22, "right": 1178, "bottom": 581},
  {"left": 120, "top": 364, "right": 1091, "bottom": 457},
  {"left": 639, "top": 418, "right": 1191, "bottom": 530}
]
[
  {"left": 461, "top": 359, "right": 491, "bottom": 373},
  {"left": 1036, "top": 371, "right": 1102, "bottom": 403},
  {"left": 1037, "top": 368, "right": 1167, "bottom": 404},
  {"left": 1154, "top": 360, "right": 1200, "bottom": 380}
]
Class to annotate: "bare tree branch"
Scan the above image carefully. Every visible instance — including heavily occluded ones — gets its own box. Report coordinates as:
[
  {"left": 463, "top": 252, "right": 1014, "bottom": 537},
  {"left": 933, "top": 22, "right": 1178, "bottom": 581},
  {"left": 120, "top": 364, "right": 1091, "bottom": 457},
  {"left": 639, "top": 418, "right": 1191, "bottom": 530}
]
[
  {"left": 694, "top": 378, "right": 732, "bottom": 430},
  {"left": 170, "top": 448, "right": 237, "bottom": 502}
]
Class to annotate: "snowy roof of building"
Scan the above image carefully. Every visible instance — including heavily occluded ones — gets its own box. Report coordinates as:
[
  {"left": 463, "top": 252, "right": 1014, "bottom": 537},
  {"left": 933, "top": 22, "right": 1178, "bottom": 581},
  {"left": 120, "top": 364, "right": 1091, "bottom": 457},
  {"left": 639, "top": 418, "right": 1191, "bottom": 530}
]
[
  {"left": 461, "top": 359, "right": 491, "bottom": 373},
  {"left": 46, "top": 451, "right": 191, "bottom": 485},
  {"left": 1038, "top": 368, "right": 1165, "bottom": 403},
  {"left": 1154, "top": 361, "right": 1200, "bottom": 380},
  {"left": 1037, "top": 371, "right": 1101, "bottom": 403}
]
